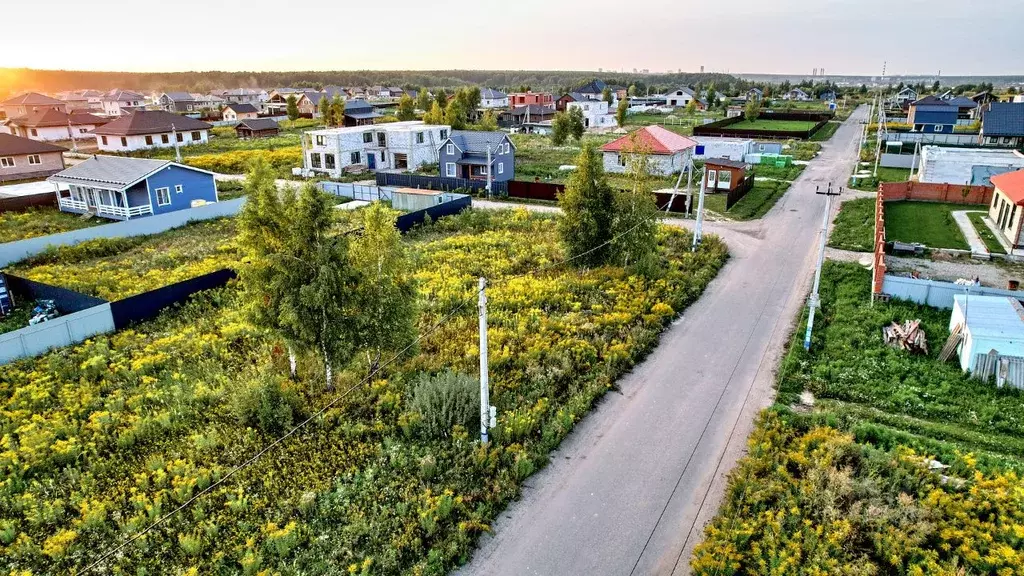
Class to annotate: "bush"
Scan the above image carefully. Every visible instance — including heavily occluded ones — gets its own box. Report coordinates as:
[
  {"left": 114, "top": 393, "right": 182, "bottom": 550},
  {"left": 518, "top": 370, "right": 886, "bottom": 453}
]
[
  {"left": 231, "top": 368, "right": 303, "bottom": 436},
  {"left": 408, "top": 371, "right": 478, "bottom": 439}
]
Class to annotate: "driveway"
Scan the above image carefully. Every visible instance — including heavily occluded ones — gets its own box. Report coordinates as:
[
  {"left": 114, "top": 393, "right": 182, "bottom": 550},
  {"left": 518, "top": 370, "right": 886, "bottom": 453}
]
[{"left": 456, "top": 105, "right": 869, "bottom": 576}]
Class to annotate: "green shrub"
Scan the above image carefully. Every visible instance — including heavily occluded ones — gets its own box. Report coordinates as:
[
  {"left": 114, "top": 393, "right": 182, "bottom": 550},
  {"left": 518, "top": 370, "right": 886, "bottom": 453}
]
[
  {"left": 408, "top": 371, "right": 478, "bottom": 439},
  {"left": 230, "top": 368, "right": 302, "bottom": 436}
]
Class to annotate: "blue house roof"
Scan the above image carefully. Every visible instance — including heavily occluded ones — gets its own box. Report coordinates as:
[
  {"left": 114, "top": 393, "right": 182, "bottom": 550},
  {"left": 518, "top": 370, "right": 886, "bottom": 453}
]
[{"left": 983, "top": 103, "right": 1024, "bottom": 136}]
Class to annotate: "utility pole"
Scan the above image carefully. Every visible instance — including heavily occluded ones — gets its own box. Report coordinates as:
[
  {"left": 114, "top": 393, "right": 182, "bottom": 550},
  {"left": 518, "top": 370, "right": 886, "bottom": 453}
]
[
  {"left": 691, "top": 165, "right": 707, "bottom": 252},
  {"left": 486, "top": 145, "right": 492, "bottom": 198},
  {"left": 478, "top": 277, "right": 495, "bottom": 443},
  {"left": 171, "top": 123, "right": 182, "bottom": 163},
  {"left": 873, "top": 99, "right": 885, "bottom": 178},
  {"left": 67, "top": 119, "right": 78, "bottom": 153},
  {"left": 803, "top": 182, "right": 842, "bottom": 351}
]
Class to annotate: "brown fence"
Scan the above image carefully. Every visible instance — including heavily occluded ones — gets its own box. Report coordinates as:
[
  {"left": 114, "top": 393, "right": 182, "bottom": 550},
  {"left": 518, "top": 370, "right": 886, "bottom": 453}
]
[
  {"left": 693, "top": 110, "right": 833, "bottom": 140},
  {"left": 879, "top": 181, "right": 993, "bottom": 205},
  {"left": 0, "top": 192, "right": 58, "bottom": 213}
]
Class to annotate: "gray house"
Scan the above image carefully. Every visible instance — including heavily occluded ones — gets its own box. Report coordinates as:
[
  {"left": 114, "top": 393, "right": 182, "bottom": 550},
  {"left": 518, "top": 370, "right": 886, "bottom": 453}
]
[
  {"left": 159, "top": 92, "right": 197, "bottom": 113},
  {"left": 437, "top": 130, "right": 515, "bottom": 182}
]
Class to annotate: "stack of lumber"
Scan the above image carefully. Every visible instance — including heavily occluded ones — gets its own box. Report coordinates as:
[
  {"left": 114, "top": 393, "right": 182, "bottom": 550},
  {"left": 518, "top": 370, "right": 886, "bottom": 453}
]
[{"left": 882, "top": 319, "right": 929, "bottom": 354}]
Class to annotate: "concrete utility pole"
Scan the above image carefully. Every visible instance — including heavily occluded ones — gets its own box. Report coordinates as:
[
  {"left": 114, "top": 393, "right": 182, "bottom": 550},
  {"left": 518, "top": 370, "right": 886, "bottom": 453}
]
[
  {"left": 171, "top": 123, "right": 182, "bottom": 163},
  {"left": 873, "top": 99, "right": 885, "bottom": 177},
  {"left": 691, "top": 166, "right": 707, "bottom": 252},
  {"left": 478, "top": 277, "right": 496, "bottom": 443},
  {"left": 803, "top": 182, "right": 842, "bottom": 351},
  {"left": 67, "top": 119, "right": 78, "bottom": 153},
  {"left": 486, "top": 145, "right": 493, "bottom": 198}
]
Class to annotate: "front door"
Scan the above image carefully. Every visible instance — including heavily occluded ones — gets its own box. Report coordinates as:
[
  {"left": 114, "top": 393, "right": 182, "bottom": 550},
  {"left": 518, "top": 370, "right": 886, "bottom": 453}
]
[
  {"left": 367, "top": 153, "right": 376, "bottom": 169},
  {"left": 707, "top": 170, "right": 717, "bottom": 190}
]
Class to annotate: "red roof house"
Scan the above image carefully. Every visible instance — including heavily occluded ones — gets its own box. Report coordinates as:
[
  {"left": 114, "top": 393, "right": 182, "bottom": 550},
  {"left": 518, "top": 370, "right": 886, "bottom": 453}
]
[
  {"left": 600, "top": 126, "right": 697, "bottom": 175},
  {"left": 987, "top": 168, "right": 1024, "bottom": 251}
]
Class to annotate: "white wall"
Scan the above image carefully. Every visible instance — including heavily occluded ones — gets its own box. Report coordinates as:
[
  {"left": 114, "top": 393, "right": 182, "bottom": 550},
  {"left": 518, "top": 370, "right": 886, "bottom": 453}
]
[
  {"left": 567, "top": 101, "right": 616, "bottom": 129},
  {"left": 0, "top": 304, "right": 115, "bottom": 365},
  {"left": 693, "top": 137, "right": 753, "bottom": 162},
  {"left": 306, "top": 123, "right": 449, "bottom": 177},
  {"left": 667, "top": 90, "right": 694, "bottom": 107},
  {"left": 919, "top": 146, "right": 1024, "bottom": 185},
  {"left": 481, "top": 97, "right": 509, "bottom": 108},
  {"left": 603, "top": 151, "right": 684, "bottom": 175},
  {"left": 95, "top": 130, "right": 209, "bottom": 152}
]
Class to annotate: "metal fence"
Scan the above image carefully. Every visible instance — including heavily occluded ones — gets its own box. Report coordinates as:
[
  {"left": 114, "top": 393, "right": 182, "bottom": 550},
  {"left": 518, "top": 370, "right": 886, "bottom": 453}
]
[
  {"left": 110, "top": 269, "right": 236, "bottom": 330},
  {"left": 882, "top": 132, "right": 980, "bottom": 146},
  {"left": 973, "top": 352, "right": 1024, "bottom": 390},
  {"left": 881, "top": 275, "right": 1022, "bottom": 309},
  {"left": 725, "top": 176, "right": 757, "bottom": 210},
  {"left": 376, "top": 172, "right": 508, "bottom": 195},
  {"left": 319, "top": 181, "right": 392, "bottom": 201},
  {"left": 395, "top": 194, "right": 472, "bottom": 232},
  {"left": 0, "top": 304, "right": 115, "bottom": 364},
  {"left": 880, "top": 153, "right": 918, "bottom": 169}
]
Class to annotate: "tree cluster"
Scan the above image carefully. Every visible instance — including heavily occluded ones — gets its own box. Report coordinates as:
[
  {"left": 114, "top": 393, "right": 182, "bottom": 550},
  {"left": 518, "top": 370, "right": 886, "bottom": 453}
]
[{"left": 551, "top": 107, "right": 585, "bottom": 145}]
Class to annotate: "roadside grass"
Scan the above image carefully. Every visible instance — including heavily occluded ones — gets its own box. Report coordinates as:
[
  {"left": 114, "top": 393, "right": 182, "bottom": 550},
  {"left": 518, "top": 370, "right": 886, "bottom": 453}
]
[
  {"left": 727, "top": 180, "right": 789, "bottom": 220},
  {"left": 827, "top": 197, "right": 874, "bottom": 252},
  {"left": 752, "top": 163, "right": 803, "bottom": 182},
  {"left": 0, "top": 207, "right": 102, "bottom": 244},
  {"left": 809, "top": 121, "right": 840, "bottom": 141},
  {"left": 848, "top": 166, "right": 910, "bottom": 191},
  {"left": 884, "top": 201, "right": 969, "bottom": 250},
  {"left": 967, "top": 210, "right": 1006, "bottom": 254}
]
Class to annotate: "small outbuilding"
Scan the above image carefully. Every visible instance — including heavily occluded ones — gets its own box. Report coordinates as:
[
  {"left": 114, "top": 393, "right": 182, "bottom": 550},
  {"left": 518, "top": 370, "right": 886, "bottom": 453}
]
[
  {"left": 703, "top": 158, "right": 750, "bottom": 192},
  {"left": 950, "top": 294, "right": 1024, "bottom": 372},
  {"left": 391, "top": 188, "right": 446, "bottom": 212},
  {"left": 236, "top": 118, "right": 279, "bottom": 139}
]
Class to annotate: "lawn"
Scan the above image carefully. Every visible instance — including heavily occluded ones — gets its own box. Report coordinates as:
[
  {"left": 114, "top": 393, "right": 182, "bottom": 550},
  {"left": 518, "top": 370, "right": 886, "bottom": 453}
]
[
  {"left": 724, "top": 118, "right": 819, "bottom": 132},
  {"left": 0, "top": 208, "right": 729, "bottom": 575},
  {"left": 809, "top": 121, "right": 840, "bottom": 142},
  {"left": 510, "top": 133, "right": 615, "bottom": 182},
  {"left": 884, "top": 200, "right": 969, "bottom": 250},
  {"left": 691, "top": 261, "right": 1024, "bottom": 575},
  {"left": 827, "top": 197, "right": 874, "bottom": 252},
  {"left": 0, "top": 207, "right": 103, "bottom": 244},
  {"left": 967, "top": 211, "right": 1006, "bottom": 254},
  {"left": 848, "top": 166, "right": 910, "bottom": 191}
]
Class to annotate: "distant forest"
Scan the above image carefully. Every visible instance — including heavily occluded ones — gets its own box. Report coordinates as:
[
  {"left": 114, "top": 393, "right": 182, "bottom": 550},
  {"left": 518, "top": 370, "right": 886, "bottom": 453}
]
[{"left": 0, "top": 68, "right": 754, "bottom": 98}]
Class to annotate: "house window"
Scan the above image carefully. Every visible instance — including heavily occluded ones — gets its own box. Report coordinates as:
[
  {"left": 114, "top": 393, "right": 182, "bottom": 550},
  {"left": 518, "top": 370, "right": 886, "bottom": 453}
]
[
  {"left": 446, "top": 143, "right": 454, "bottom": 155},
  {"left": 175, "top": 184, "right": 183, "bottom": 194},
  {"left": 191, "top": 131, "right": 201, "bottom": 141},
  {"left": 445, "top": 162, "right": 456, "bottom": 177},
  {"left": 101, "top": 136, "right": 108, "bottom": 145},
  {"left": 718, "top": 170, "right": 732, "bottom": 187},
  {"left": 311, "top": 153, "right": 322, "bottom": 168},
  {"left": 145, "top": 135, "right": 154, "bottom": 145},
  {"left": 121, "top": 137, "right": 128, "bottom": 147},
  {"left": 155, "top": 187, "right": 171, "bottom": 206},
  {"left": 177, "top": 133, "right": 183, "bottom": 142},
  {"left": 30, "top": 129, "right": 37, "bottom": 136},
  {"left": 186, "top": 105, "right": 193, "bottom": 111},
  {"left": 1005, "top": 137, "right": 1013, "bottom": 144},
  {"left": 619, "top": 154, "right": 627, "bottom": 167},
  {"left": 325, "top": 154, "right": 336, "bottom": 170},
  {"left": 440, "top": 129, "right": 448, "bottom": 140},
  {"left": 79, "top": 128, "right": 88, "bottom": 134},
  {"left": 1010, "top": 206, "right": 1018, "bottom": 231},
  {"left": 350, "top": 151, "right": 361, "bottom": 164},
  {"left": 27, "top": 155, "right": 41, "bottom": 165},
  {"left": 315, "top": 135, "right": 325, "bottom": 146},
  {"left": 0, "top": 157, "right": 13, "bottom": 168},
  {"left": 416, "top": 132, "right": 424, "bottom": 144},
  {"left": 504, "top": 142, "right": 510, "bottom": 154},
  {"left": 162, "top": 134, "right": 169, "bottom": 144},
  {"left": 363, "top": 132, "right": 373, "bottom": 144},
  {"left": 498, "top": 163, "right": 504, "bottom": 175},
  {"left": 934, "top": 125, "right": 944, "bottom": 132}
]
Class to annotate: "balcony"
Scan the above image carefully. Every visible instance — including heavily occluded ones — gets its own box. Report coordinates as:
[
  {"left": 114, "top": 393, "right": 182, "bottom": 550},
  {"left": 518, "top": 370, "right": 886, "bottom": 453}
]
[
  {"left": 57, "top": 197, "right": 88, "bottom": 213},
  {"left": 96, "top": 203, "right": 153, "bottom": 220}
]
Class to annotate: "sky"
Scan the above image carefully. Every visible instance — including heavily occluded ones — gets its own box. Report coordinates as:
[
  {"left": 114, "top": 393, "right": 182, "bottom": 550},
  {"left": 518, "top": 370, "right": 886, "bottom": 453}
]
[{"left": 2, "top": 0, "right": 1022, "bottom": 76}]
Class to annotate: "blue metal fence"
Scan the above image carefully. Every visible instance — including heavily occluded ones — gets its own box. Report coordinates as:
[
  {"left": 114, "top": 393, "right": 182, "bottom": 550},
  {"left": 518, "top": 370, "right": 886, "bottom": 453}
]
[{"left": 396, "top": 194, "right": 472, "bottom": 232}]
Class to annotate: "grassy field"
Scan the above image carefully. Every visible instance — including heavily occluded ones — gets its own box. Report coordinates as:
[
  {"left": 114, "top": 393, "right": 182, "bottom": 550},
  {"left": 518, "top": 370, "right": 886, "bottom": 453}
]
[
  {"left": 827, "top": 197, "right": 875, "bottom": 252},
  {"left": 0, "top": 209, "right": 728, "bottom": 575},
  {"left": 848, "top": 166, "right": 911, "bottom": 191},
  {"left": 809, "top": 121, "right": 840, "bottom": 141},
  {"left": 0, "top": 207, "right": 103, "bottom": 244},
  {"left": 967, "top": 210, "right": 1006, "bottom": 254},
  {"left": 724, "top": 118, "right": 819, "bottom": 132},
  {"left": 885, "top": 201, "right": 970, "bottom": 250},
  {"left": 692, "top": 261, "right": 1024, "bottom": 574}
]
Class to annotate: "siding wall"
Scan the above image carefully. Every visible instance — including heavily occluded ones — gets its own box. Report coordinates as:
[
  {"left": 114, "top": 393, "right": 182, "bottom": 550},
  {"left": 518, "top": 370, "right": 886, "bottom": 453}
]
[
  {"left": 144, "top": 165, "right": 218, "bottom": 215},
  {"left": 0, "top": 304, "right": 115, "bottom": 364},
  {"left": 96, "top": 130, "right": 209, "bottom": 152},
  {"left": 603, "top": 151, "right": 684, "bottom": 175},
  {"left": 0, "top": 151, "right": 64, "bottom": 180}
]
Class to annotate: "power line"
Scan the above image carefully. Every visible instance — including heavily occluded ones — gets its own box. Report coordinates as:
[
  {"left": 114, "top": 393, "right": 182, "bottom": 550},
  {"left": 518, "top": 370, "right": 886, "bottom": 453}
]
[{"left": 81, "top": 192, "right": 700, "bottom": 573}]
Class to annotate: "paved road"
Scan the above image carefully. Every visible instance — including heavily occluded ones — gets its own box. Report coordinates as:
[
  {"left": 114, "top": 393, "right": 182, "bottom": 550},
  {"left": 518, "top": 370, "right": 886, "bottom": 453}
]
[{"left": 456, "top": 106, "right": 868, "bottom": 576}]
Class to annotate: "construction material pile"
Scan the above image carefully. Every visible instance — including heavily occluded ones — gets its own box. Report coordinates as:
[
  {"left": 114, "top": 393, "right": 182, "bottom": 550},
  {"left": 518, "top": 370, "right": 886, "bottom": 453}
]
[{"left": 882, "top": 319, "right": 929, "bottom": 355}]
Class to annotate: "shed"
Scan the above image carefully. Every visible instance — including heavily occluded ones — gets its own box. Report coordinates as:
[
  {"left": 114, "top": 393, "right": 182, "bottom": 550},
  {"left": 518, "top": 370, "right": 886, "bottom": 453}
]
[
  {"left": 391, "top": 188, "right": 445, "bottom": 212},
  {"left": 950, "top": 294, "right": 1024, "bottom": 372},
  {"left": 703, "top": 158, "right": 749, "bottom": 192},
  {"left": 236, "top": 118, "right": 279, "bottom": 139}
]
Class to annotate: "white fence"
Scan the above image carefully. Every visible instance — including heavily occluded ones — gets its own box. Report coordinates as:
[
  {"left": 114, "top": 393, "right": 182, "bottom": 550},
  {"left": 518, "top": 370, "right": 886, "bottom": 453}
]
[
  {"left": 0, "top": 197, "right": 245, "bottom": 268},
  {"left": 883, "top": 132, "right": 980, "bottom": 146},
  {"left": 0, "top": 304, "right": 114, "bottom": 364},
  {"left": 882, "top": 275, "right": 1022, "bottom": 309},
  {"left": 880, "top": 153, "right": 918, "bottom": 169},
  {"left": 318, "top": 181, "right": 393, "bottom": 202}
]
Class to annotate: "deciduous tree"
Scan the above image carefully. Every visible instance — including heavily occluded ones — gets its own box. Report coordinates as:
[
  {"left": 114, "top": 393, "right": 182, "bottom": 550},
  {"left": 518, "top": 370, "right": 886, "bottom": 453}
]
[
  {"left": 330, "top": 95, "right": 345, "bottom": 127},
  {"left": 445, "top": 97, "right": 467, "bottom": 130},
  {"left": 397, "top": 94, "right": 416, "bottom": 121},
  {"left": 416, "top": 88, "right": 432, "bottom": 112},
  {"left": 319, "top": 95, "right": 331, "bottom": 126},
  {"left": 478, "top": 109, "right": 498, "bottom": 131},
  {"left": 612, "top": 136, "right": 658, "bottom": 273},
  {"left": 286, "top": 95, "right": 299, "bottom": 121},
  {"left": 423, "top": 100, "right": 445, "bottom": 125},
  {"left": 557, "top": 141, "right": 616, "bottom": 267},
  {"left": 602, "top": 86, "right": 613, "bottom": 105},
  {"left": 616, "top": 97, "right": 628, "bottom": 127},
  {"left": 568, "top": 106, "right": 585, "bottom": 140},
  {"left": 551, "top": 111, "right": 570, "bottom": 145},
  {"left": 744, "top": 98, "right": 761, "bottom": 123}
]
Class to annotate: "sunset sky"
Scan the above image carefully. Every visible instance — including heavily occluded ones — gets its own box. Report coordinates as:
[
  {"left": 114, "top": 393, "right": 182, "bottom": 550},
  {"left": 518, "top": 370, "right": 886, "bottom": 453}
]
[{"left": 2, "top": 0, "right": 1021, "bottom": 75}]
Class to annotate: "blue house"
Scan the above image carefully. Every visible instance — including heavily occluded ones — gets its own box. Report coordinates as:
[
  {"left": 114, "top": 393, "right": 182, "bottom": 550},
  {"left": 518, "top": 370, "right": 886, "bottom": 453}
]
[
  {"left": 437, "top": 130, "right": 516, "bottom": 182},
  {"left": 908, "top": 96, "right": 958, "bottom": 134},
  {"left": 49, "top": 155, "right": 218, "bottom": 220}
]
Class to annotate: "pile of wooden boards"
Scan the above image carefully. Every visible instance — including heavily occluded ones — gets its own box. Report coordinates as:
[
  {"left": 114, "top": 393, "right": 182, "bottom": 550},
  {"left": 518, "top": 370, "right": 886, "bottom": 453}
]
[{"left": 882, "top": 319, "right": 929, "bottom": 354}]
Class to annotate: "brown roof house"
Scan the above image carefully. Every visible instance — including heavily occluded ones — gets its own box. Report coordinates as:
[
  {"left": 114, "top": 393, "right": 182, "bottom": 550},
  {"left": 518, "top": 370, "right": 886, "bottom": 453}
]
[
  {"left": 236, "top": 118, "right": 279, "bottom": 139},
  {"left": 6, "top": 109, "right": 109, "bottom": 142},
  {"left": 93, "top": 110, "right": 211, "bottom": 152},
  {"left": 0, "top": 133, "right": 66, "bottom": 182},
  {"left": 703, "top": 158, "right": 752, "bottom": 193},
  {"left": 1, "top": 92, "right": 67, "bottom": 120}
]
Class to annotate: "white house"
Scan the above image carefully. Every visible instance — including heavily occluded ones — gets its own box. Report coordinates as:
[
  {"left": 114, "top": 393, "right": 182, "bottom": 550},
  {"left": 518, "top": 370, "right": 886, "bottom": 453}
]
[
  {"left": 692, "top": 137, "right": 755, "bottom": 162},
  {"left": 783, "top": 88, "right": 812, "bottom": 102},
  {"left": 667, "top": 87, "right": 699, "bottom": 108},
  {"left": 304, "top": 121, "right": 451, "bottom": 177},
  {"left": 949, "top": 294, "right": 1024, "bottom": 373},
  {"left": 222, "top": 103, "right": 259, "bottom": 122},
  {"left": 918, "top": 146, "right": 1024, "bottom": 186},
  {"left": 566, "top": 100, "right": 617, "bottom": 130},
  {"left": 6, "top": 109, "right": 109, "bottom": 142},
  {"left": 101, "top": 89, "right": 146, "bottom": 116},
  {"left": 92, "top": 110, "right": 211, "bottom": 152},
  {"left": 894, "top": 87, "right": 919, "bottom": 105},
  {"left": 480, "top": 88, "right": 509, "bottom": 109},
  {"left": 600, "top": 125, "right": 697, "bottom": 175}
]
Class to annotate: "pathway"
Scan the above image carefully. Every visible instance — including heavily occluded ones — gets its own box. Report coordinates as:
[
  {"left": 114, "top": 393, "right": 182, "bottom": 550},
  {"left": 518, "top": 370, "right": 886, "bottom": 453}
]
[{"left": 951, "top": 210, "right": 990, "bottom": 257}]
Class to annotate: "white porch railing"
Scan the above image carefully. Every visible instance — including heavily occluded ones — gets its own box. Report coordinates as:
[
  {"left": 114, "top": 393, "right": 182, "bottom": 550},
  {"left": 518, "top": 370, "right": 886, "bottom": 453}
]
[
  {"left": 58, "top": 198, "right": 88, "bottom": 212},
  {"left": 96, "top": 204, "right": 153, "bottom": 219}
]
